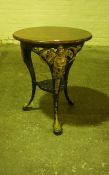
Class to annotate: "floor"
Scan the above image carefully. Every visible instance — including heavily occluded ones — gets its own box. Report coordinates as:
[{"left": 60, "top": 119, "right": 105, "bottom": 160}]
[{"left": 0, "top": 44, "right": 109, "bottom": 175}]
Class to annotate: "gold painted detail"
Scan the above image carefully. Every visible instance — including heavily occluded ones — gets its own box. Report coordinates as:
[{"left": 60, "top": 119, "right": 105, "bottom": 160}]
[
  {"left": 53, "top": 45, "right": 67, "bottom": 79},
  {"left": 33, "top": 44, "right": 82, "bottom": 69},
  {"left": 33, "top": 44, "right": 82, "bottom": 93}
]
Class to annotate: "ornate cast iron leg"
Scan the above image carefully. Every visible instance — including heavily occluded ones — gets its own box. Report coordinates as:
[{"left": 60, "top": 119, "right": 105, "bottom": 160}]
[
  {"left": 51, "top": 45, "right": 67, "bottom": 135},
  {"left": 20, "top": 43, "right": 36, "bottom": 110}
]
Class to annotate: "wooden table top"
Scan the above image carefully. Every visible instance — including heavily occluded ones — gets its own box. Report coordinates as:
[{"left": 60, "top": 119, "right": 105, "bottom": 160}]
[{"left": 13, "top": 26, "right": 92, "bottom": 45}]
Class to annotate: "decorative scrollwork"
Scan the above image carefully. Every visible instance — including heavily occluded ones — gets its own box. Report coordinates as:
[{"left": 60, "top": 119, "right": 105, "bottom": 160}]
[
  {"left": 32, "top": 44, "right": 83, "bottom": 80},
  {"left": 52, "top": 45, "right": 67, "bottom": 79}
]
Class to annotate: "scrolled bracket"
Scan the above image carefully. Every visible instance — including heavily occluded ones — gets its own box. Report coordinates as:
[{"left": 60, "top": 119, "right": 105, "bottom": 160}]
[{"left": 65, "top": 43, "right": 84, "bottom": 63}]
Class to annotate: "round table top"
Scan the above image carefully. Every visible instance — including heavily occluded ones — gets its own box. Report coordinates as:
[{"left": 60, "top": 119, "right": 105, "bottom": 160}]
[{"left": 13, "top": 26, "right": 92, "bottom": 45}]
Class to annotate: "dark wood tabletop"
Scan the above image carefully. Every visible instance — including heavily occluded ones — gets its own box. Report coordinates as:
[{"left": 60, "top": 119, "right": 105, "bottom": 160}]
[{"left": 13, "top": 26, "right": 92, "bottom": 45}]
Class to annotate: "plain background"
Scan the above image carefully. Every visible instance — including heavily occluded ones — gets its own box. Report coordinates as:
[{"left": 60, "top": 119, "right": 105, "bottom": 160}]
[{"left": 0, "top": 0, "right": 109, "bottom": 46}]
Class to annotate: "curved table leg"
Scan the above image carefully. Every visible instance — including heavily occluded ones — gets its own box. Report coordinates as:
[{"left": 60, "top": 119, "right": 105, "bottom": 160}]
[
  {"left": 64, "top": 61, "right": 74, "bottom": 105},
  {"left": 20, "top": 43, "right": 36, "bottom": 110}
]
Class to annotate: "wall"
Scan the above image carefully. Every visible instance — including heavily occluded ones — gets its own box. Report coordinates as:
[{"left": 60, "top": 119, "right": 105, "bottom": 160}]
[{"left": 0, "top": 0, "right": 109, "bottom": 45}]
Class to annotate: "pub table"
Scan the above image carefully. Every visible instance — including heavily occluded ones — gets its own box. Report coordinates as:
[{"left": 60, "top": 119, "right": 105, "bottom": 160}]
[{"left": 13, "top": 26, "right": 92, "bottom": 135}]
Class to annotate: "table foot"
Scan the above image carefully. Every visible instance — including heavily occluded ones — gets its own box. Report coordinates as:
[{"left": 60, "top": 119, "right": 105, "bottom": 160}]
[
  {"left": 53, "top": 116, "right": 63, "bottom": 135},
  {"left": 23, "top": 102, "right": 38, "bottom": 111},
  {"left": 23, "top": 103, "right": 34, "bottom": 111}
]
